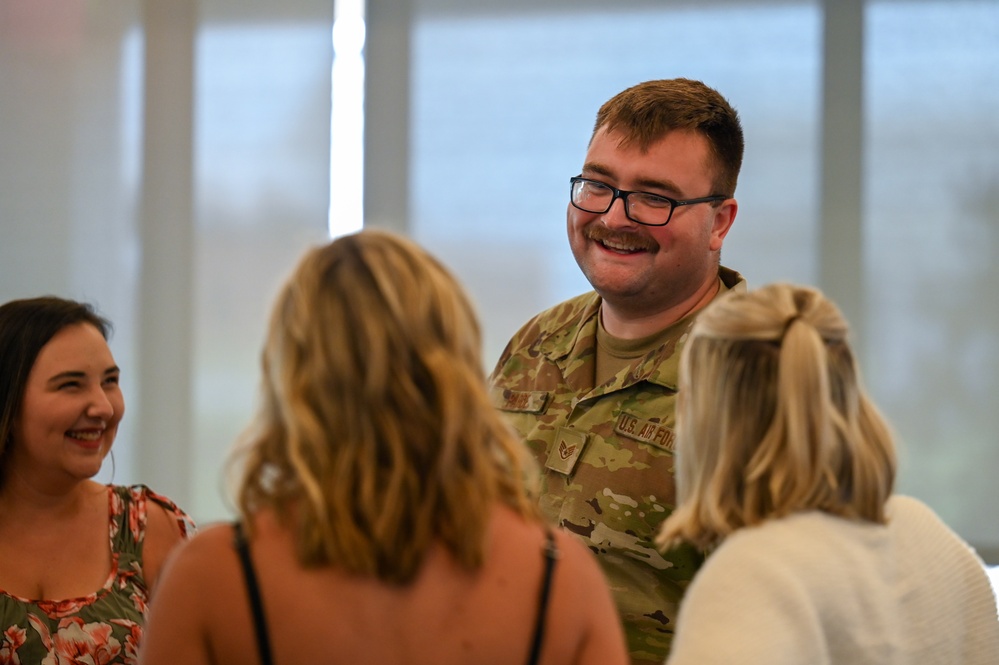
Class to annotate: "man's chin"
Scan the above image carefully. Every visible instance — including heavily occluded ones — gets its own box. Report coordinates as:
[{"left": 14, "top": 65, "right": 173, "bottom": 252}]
[{"left": 588, "top": 276, "right": 646, "bottom": 304}]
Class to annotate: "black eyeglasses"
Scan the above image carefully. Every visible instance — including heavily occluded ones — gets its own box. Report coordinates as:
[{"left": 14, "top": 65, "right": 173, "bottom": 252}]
[{"left": 569, "top": 176, "right": 727, "bottom": 227}]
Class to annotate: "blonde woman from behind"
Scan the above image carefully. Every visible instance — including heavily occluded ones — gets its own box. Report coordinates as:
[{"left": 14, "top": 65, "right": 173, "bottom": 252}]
[
  {"left": 658, "top": 283, "right": 999, "bottom": 665},
  {"left": 139, "top": 230, "right": 628, "bottom": 665}
]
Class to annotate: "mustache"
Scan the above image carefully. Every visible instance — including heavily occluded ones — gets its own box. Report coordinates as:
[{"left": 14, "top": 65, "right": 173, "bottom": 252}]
[{"left": 584, "top": 224, "right": 660, "bottom": 252}]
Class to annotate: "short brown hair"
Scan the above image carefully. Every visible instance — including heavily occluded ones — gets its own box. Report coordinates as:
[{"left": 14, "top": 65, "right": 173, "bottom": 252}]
[{"left": 593, "top": 78, "right": 744, "bottom": 197}]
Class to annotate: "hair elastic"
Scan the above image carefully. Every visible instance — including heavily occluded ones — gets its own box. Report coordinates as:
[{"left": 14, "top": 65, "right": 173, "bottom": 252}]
[{"left": 782, "top": 314, "right": 802, "bottom": 337}]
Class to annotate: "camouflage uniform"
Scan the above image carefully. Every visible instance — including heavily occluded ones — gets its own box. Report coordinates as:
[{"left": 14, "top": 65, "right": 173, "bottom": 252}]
[{"left": 489, "top": 267, "right": 745, "bottom": 665}]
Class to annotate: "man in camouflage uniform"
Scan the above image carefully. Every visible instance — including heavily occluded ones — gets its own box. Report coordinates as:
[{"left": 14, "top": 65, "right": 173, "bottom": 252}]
[{"left": 489, "top": 78, "right": 746, "bottom": 665}]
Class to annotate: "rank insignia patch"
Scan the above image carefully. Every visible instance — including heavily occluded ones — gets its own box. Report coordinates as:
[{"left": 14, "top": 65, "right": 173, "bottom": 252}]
[{"left": 545, "top": 427, "right": 588, "bottom": 476}]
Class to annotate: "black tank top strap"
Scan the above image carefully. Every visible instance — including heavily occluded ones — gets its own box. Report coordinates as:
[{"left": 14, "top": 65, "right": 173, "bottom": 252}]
[
  {"left": 233, "top": 521, "right": 558, "bottom": 665},
  {"left": 526, "top": 527, "right": 560, "bottom": 665},
  {"left": 233, "top": 521, "right": 275, "bottom": 665}
]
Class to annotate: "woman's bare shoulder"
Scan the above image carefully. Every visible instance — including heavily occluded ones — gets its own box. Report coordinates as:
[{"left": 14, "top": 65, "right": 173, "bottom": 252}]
[
  {"left": 171, "top": 522, "right": 237, "bottom": 561},
  {"left": 152, "top": 521, "right": 235, "bottom": 584},
  {"left": 490, "top": 506, "right": 629, "bottom": 664},
  {"left": 490, "top": 506, "right": 604, "bottom": 581}
]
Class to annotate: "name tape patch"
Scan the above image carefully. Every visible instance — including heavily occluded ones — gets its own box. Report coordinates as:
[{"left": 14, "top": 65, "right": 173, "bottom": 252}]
[{"left": 497, "top": 389, "right": 550, "bottom": 414}]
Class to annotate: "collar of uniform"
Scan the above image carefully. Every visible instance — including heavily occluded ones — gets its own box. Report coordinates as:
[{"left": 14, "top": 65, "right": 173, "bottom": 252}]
[
  {"left": 535, "top": 291, "right": 602, "bottom": 363},
  {"left": 719, "top": 265, "right": 747, "bottom": 292},
  {"left": 531, "top": 291, "right": 688, "bottom": 396},
  {"left": 534, "top": 267, "right": 748, "bottom": 391},
  {"left": 636, "top": 265, "right": 748, "bottom": 388}
]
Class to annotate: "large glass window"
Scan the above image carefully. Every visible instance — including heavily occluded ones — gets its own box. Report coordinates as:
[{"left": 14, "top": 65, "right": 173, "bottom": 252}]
[
  {"left": 866, "top": 0, "right": 999, "bottom": 551},
  {"left": 191, "top": 20, "right": 332, "bottom": 518}
]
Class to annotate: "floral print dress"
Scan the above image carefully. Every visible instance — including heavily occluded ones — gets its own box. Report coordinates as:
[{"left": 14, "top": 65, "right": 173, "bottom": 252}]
[{"left": 0, "top": 485, "right": 195, "bottom": 665}]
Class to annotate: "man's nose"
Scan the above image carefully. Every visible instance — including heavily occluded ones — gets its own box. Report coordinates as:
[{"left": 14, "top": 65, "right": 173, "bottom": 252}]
[{"left": 602, "top": 193, "right": 638, "bottom": 227}]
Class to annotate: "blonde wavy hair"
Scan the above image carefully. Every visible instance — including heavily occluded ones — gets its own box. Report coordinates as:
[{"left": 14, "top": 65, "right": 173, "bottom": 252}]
[
  {"left": 656, "top": 283, "right": 897, "bottom": 552},
  {"left": 234, "top": 229, "right": 539, "bottom": 583}
]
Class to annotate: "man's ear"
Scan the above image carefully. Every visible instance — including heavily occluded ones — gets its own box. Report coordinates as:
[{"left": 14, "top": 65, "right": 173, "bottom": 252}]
[{"left": 709, "top": 199, "right": 738, "bottom": 251}]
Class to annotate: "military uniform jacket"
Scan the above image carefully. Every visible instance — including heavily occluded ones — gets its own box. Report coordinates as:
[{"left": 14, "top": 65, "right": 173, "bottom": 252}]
[{"left": 489, "top": 267, "right": 745, "bottom": 665}]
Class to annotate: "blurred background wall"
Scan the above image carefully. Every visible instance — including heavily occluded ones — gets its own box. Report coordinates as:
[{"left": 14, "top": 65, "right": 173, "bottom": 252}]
[{"left": 1, "top": 0, "right": 997, "bottom": 565}]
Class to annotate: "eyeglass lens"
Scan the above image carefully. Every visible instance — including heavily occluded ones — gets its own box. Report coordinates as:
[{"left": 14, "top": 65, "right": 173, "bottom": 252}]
[{"left": 571, "top": 179, "right": 673, "bottom": 225}]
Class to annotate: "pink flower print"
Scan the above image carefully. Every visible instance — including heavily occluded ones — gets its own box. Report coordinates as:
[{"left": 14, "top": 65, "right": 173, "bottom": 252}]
[
  {"left": 116, "top": 563, "right": 139, "bottom": 591},
  {"left": 27, "top": 614, "right": 52, "bottom": 651},
  {"left": 129, "top": 590, "right": 148, "bottom": 616},
  {"left": 146, "top": 489, "right": 195, "bottom": 538},
  {"left": 0, "top": 625, "right": 27, "bottom": 665},
  {"left": 108, "top": 489, "right": 123, "bottom": 542},
  {"left": 36, "top": 617, "right": 122, "bottom": 665},
  {"left": 110, "top": 620, "right": 141, "bottom": 665},
  {"left": 127, "top": 489, "right": 145, "bottom": 545},
  {"left": 34, "top": 597, "right": 94, "bottom": 620}
]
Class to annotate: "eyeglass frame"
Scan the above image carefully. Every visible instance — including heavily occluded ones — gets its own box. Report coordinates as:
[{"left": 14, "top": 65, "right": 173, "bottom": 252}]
[{"left": 569, "top": 175, "right": 729, "bottom": 227}]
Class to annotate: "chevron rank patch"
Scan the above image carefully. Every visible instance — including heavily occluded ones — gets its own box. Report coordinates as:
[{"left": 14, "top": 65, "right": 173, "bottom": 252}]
[{"left": 544, "top": 427, "right": 588, "bottom": 476}]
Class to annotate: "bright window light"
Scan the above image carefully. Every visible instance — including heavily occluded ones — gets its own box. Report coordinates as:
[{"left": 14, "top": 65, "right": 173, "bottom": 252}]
[{"left": 329, "top": 0, "right": 365, "bottom": 238}]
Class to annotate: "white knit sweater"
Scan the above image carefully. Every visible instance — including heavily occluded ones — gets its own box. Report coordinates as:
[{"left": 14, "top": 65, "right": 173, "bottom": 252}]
[{"left": 665, "top": 495, "right": 999, "bottom": 665}]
